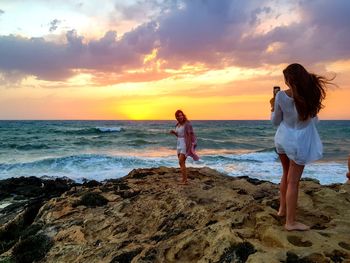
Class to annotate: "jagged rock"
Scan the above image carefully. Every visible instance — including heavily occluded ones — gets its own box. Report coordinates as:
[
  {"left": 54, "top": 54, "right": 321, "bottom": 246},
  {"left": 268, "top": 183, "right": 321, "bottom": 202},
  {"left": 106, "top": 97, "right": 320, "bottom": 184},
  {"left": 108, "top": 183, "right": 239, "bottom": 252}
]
[
  {"left": 73, "top": 192, "right": 109, "bottom": 208},
  {"left": 0, "top": 176, "right": 78, "bottom": 261},
  {"left": 1, "top": 167, "right": 350, "bottom": 262},
  {"left": 11, "top": 233, "right": 53, "bottom": 263}
]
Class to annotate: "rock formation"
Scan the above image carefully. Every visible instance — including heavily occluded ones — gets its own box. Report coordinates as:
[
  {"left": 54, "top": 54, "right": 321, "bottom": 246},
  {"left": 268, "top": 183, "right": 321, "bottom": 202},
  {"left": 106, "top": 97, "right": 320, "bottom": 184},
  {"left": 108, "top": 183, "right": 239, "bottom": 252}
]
[{"left": 1, "top": 167, "right": 350, "bottom": 262}]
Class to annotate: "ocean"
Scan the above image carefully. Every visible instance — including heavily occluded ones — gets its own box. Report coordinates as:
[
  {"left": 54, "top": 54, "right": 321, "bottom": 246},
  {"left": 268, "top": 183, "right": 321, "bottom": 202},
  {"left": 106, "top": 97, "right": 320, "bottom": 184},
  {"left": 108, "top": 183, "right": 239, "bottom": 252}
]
[{"left": 0, "top": 120, "right": 348, "bottom": 185}]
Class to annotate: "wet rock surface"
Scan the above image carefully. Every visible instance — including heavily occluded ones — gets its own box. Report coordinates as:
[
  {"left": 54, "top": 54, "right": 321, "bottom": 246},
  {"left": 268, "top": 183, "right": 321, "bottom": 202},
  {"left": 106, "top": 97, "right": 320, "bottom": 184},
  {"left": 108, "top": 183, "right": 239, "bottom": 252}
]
[{"left": 1, "top": 167, "right": 350, "bottom": 262}]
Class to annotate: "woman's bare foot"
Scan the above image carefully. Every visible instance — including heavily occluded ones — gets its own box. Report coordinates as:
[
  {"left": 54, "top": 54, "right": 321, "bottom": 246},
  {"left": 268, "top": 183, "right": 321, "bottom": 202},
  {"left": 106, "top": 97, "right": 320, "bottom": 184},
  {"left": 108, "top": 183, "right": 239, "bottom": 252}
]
[
  {"left": 277, "top": 207, "right": 286, "bottom": 217},
  {"left": 277, "top": 211, "right": 286, "bottom": 217},
  {"left": 285, "top": 222, "right": 310, "bottom": 231}
]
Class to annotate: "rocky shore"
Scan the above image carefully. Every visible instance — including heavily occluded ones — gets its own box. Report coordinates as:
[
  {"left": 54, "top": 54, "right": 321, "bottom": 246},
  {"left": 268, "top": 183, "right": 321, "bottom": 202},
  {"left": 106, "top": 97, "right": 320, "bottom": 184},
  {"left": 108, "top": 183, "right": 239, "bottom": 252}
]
[{"left": 1, "top": 167, "right": 350, "bottom": 262}]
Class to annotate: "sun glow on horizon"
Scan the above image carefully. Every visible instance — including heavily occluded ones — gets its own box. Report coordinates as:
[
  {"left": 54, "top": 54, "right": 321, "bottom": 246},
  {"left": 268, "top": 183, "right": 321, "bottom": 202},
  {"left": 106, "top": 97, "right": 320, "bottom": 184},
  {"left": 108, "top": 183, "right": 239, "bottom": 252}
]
[
  {"left": 0, "top": 1, "right": 349, "bottom": 120},
  {"left": 1, "top": 62, "right": 349, "bottom": 120}
]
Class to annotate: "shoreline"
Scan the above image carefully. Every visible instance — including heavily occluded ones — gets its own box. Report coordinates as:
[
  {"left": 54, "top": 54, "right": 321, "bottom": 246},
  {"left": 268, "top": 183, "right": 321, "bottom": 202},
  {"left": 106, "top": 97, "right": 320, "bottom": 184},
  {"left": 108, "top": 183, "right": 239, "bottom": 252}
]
[
  {"left": 1, "top": 120, "right": 349, "bottom": 186},
  {"left": 0, "top": 163, "right": 348, "bottom": 186}
]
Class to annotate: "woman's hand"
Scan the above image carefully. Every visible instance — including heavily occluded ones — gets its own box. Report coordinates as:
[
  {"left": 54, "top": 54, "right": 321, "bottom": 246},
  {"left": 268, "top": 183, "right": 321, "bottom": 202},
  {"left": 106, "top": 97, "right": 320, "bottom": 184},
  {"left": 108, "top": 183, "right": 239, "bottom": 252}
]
[
  {"left": 170, "top": 130, "right": 177, "bottom": 137},
  {"left": 270, "top": 97, "right": 275, "bottom": 112}
]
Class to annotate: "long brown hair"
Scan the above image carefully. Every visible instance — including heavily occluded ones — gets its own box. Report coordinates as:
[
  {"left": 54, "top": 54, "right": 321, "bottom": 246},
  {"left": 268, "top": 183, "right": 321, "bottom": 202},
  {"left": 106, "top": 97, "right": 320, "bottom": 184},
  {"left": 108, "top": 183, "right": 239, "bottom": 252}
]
[
  {"left": 175, "top": 109, "right": 188, "bottom": 125},
  {"left": 283, "top": 63, "right": 333, "bottom": 121}
]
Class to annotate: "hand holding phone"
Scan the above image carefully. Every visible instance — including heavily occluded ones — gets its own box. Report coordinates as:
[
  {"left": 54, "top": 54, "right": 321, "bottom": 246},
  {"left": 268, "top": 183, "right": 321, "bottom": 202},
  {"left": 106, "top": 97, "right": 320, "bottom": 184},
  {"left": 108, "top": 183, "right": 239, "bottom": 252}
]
[
  {"left": 273, "top": 86, "right": 280, "bottom": 97},
  {"left": 271, "top": 86, "right": 280, "bottom": 112}
]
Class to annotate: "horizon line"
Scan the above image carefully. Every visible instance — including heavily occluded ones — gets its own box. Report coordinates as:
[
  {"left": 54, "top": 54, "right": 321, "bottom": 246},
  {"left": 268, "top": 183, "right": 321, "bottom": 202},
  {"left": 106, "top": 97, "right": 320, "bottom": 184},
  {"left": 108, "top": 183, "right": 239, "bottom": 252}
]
[{"left": 1, "top": 119, "right": 349, "bottom": 121}]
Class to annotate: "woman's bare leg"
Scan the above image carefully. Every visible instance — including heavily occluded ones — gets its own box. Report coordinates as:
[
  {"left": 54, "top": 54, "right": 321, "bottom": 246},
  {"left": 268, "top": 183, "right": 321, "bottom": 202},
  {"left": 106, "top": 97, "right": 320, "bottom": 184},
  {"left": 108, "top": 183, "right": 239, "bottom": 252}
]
[
  {"left": 278, "top": 154, "right": 290, "bottom": 216},
  {"left": 178, "top": 154, "right": 188, "bottom": 184},
  {"left": 346, "top": 155, "right": 350, "bottom": 184},
  {"left": 285, "top": 160, "right": 309, "bottom": 231}
]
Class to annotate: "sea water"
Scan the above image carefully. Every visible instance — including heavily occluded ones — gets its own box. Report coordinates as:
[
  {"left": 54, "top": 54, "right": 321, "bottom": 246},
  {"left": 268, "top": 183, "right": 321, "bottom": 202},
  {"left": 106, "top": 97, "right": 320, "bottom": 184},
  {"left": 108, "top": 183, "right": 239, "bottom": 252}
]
[{"left": 0, "top": 120, "right": 348, "bottom": 184}]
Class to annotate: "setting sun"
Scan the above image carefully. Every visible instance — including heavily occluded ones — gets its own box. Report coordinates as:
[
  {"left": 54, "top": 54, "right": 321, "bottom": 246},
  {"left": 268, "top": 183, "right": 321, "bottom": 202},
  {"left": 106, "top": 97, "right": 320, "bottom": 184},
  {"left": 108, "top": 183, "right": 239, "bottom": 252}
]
[
  {"left": 0, "top": 1, "right": 349, "bottom": 120},
  {"left": 1, "top": 2, "right": 349, "bottom": 261}
]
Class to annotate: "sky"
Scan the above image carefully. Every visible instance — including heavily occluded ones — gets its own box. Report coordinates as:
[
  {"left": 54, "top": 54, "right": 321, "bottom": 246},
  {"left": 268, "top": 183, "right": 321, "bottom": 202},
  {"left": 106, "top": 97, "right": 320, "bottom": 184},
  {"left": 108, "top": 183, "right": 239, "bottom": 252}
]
[{"left": 0, "top": 0, "right": 350, "bottom": 120}]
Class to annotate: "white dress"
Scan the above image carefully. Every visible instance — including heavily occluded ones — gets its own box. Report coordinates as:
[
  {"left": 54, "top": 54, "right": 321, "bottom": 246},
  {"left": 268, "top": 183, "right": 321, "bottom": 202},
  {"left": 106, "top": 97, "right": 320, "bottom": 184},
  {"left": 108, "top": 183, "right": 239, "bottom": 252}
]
[
  {"left": 271, "top": 91, "right": 323, "bottom": 165},
  {"left": 175, "top": 125, "right": 186, "bottom": 155}
]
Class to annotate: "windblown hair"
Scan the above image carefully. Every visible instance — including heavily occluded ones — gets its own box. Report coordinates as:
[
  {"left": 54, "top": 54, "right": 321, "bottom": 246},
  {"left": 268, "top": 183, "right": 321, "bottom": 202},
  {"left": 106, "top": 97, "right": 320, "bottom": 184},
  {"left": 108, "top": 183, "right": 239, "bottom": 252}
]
[
  {"left": 283, "top": 63, "right": 333, "bottom": 121},
  {"left": 175, "top": 109, "right": 188, "bottom": 125}
]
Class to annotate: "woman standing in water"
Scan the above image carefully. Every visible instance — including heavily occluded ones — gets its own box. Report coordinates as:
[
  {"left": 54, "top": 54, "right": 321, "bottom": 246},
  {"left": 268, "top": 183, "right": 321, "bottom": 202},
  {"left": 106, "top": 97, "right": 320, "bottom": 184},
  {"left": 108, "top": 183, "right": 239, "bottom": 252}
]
[
  {"left": 271, "top": 63, "right": 334, "bottom": 231},
  {"left": 170, "top": 110, "right": 199, "bottom": 185}
]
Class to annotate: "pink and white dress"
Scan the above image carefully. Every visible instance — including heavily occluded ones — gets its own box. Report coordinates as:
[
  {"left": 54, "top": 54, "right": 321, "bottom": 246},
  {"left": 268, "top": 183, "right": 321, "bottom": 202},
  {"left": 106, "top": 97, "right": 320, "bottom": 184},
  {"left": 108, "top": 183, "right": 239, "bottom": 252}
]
[
  {"left": 174, "top": 122, "right": 199, "bottom": 161},
  {"left": 175, "top": 124, "right": 186, "bottom": 155}
]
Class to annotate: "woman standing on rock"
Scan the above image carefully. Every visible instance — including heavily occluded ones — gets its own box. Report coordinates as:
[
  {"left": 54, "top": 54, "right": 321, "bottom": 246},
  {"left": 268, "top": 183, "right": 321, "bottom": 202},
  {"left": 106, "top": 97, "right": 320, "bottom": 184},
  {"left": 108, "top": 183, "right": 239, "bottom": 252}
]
[
  {"left": 270, "top": 63, "right": 333, "bottom": 231},
  {"left": 170, "top": 110, "right": 199, "bottom": 185}
]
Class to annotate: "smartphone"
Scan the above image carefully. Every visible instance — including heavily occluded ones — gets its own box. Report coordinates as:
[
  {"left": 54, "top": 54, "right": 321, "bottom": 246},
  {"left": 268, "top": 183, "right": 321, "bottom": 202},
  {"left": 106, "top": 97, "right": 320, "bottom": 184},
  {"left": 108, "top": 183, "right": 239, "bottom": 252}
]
[{"left": 273, "top": 86, "right": 280, "bottom": 96}]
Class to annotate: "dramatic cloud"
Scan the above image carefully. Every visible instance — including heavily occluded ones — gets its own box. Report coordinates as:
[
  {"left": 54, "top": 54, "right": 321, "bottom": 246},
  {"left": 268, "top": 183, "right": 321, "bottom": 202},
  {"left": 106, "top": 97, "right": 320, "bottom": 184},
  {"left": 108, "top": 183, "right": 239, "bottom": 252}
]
[
  {"left": 114, "top": 0, "right": 158, "bottom": 20},
  {"left": 49, "top": 19, "right": 61, "bottom": 32},
  {"left": 0, "top": 23, "right": 157, "bottom": 81},
  {"left": 0, "top": 0, "right": 349, "bottom": 84},
  {"left": 154, "top": 0, "right": 350, "bottom": 68},
  {"left": 230, "top": 0, "right": 350, "bottom": 67},
  {"left": 156, "top": 0, "right": 254, "bottom": 68}
]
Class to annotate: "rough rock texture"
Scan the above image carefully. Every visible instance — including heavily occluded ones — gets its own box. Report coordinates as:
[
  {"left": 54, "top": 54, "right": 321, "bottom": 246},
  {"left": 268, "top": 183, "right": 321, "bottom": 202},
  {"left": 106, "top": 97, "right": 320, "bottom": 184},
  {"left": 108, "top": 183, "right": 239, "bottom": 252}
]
[
  {"left": 1, "top": 167, "right": 350, "bottom": 262},
  {"left": 0, "top": 176, "right": 78, "bottom": 262},
  {"left": 0, "top": 176, "right": 78, "bottom": 225}
]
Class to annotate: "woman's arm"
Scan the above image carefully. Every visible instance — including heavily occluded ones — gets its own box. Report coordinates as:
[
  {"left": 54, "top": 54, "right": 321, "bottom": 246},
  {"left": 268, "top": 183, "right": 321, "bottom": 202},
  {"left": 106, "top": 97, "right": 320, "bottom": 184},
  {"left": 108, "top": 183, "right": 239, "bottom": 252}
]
[
  {"left": 271, "top": 92, "right": 283, "bottom": 126},
  {"left": 169, "top": 130, "right": 178, "bottom": 137}
]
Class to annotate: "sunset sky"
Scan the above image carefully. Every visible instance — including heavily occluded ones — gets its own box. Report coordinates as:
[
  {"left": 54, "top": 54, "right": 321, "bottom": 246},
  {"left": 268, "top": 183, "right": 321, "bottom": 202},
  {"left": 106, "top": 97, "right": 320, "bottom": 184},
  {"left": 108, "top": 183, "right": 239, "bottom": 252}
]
[{"left": 1, "top": 0, "right": 349, "bottom": 120}]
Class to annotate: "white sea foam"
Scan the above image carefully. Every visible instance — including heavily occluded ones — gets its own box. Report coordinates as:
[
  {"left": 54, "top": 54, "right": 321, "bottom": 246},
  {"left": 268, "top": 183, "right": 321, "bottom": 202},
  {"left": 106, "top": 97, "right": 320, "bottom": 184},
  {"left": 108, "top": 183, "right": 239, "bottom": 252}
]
[
  {"left": 226, "top": 151, "right": 278, "bottom": 162},
  {"left": 1, "top": 120, "right": 348, "bottom": 185},
  {"left": 0, "top": 151, "right": 347, "bottom": 185},
  {"left": 96, "top": 127, "right": 123, "bottom": 132},
  {"left": 194, "top": 151, "right": 348, "bottom": 185},
  {"left": 0, "top": 202, "right": 11, "bottom": 209}
]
